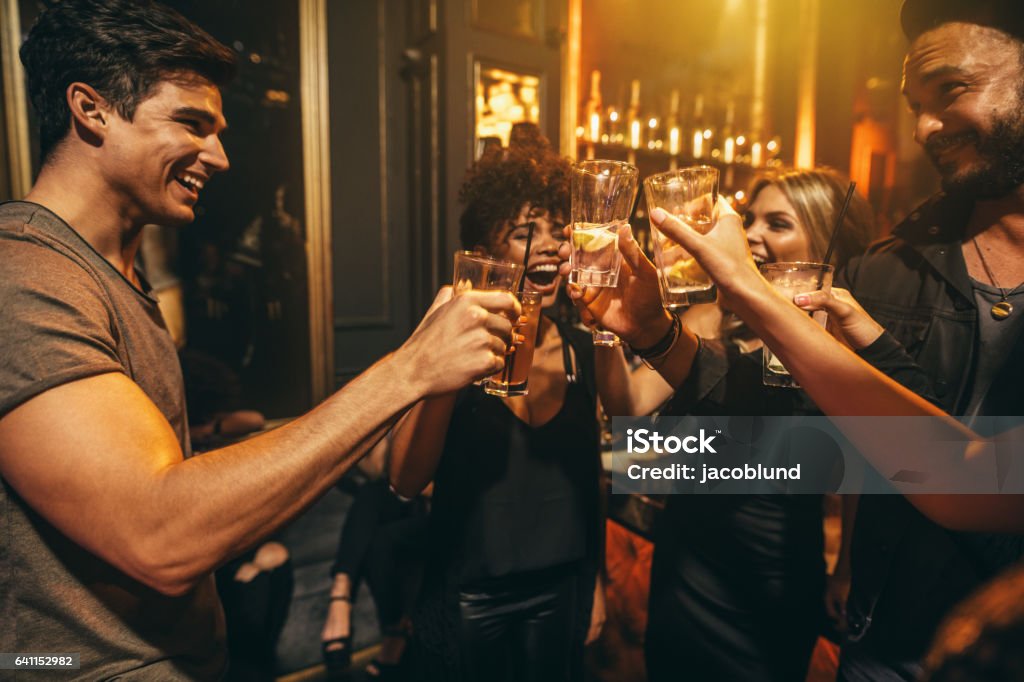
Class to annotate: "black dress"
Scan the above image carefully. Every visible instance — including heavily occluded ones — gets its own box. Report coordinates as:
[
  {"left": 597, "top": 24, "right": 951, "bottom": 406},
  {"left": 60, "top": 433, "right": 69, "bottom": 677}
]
[
  {"left": 645, "top": 332, "right": 941, "bottom": 682},
  {"left": 412, "top": 325, "right": 602, "bottom": 682},
  {"left": 646, "top": 340, "right": 826, "bottom": 682}
]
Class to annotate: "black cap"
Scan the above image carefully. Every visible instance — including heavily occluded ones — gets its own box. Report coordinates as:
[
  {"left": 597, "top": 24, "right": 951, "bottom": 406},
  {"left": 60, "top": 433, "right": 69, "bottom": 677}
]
[{"left": 900, "top": 0, "right": 1024, "bottom": 42}]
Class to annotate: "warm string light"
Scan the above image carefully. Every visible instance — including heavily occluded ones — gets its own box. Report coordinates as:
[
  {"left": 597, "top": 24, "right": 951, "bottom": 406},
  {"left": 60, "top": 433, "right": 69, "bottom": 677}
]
[{"left": 576, "top": 81, "right": 780, "bottom": 165}]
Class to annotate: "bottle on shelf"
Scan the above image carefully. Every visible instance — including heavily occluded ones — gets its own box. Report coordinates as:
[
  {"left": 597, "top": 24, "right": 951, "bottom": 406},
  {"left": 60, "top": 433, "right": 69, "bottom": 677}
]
[
  {"left": 607, "top": 107, "right": 621, "bottom": 144},
  {"left": 583, "top": 69, "right": 603, "bottom": 144},
  {"left": 626, "top": 79, "right": 642, "bottom": 151},
  {"left": 722, "top": 99, "right": 736, "bottom": 164},
  {"left": 691, "top": 94, "right": 707, "bottom": 160},
  {"left": 667, "top": 89, "right": 681, "bottom": 157}
]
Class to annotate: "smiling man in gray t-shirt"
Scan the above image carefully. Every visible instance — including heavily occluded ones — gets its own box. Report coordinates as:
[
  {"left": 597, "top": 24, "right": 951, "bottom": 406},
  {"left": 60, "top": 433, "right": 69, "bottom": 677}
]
[
  {"left": 0, "top": 1, "right": 518, "bottom": 678},
  {"left": 0, "top": 200, "right": 227, "bottom": 678}
]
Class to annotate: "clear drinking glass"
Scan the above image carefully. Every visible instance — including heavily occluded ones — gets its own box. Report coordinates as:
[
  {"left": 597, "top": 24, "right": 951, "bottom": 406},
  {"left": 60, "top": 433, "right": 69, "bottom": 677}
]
[
  {"left": 452, "top": 251, "right": 524, "bottom": 385},
  {"left": 453, "top": 251, "right": 524, "bottom": 295},
  {"left": 760, "top": 262, "right": 834, "bottom": 388},
  {"left": 569, "top": 160, "right": 639, "bottom": 288},
  {"left": 570, "top": 160, "right": 638, "bottom": 345},
  {"left": 484, "top": 291, "right": 543, "bottom": 396},
  {"left": 643, "top": 166, "right": 719, "bottom": 309}
]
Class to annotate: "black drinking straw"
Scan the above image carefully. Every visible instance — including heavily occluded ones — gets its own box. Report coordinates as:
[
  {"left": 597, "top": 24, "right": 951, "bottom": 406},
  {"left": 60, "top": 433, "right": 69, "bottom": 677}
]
[
  {"left": 817, "top": 181, "right": 857, "bottom": 289},
  {"left": 503, "top": 221, "right": 536, "bottom": 387},
  {"left": 517, "top": 220, "right": 535, "bottom": 294}
]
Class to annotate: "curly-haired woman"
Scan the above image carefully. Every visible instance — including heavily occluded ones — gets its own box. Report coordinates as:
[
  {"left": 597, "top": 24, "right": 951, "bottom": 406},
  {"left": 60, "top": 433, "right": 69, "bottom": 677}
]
[{"left": 390, "top": 124, "right": 639, "bottom": 681}]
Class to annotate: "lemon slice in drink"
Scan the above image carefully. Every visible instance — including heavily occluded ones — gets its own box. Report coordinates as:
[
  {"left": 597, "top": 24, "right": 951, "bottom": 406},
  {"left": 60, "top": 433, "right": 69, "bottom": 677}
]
[
  {"left": 666, "top": 257, "right": 704, "bottom": 283},
  {"left": 573, "top": 229, "right": 617, "bottom": 253}
]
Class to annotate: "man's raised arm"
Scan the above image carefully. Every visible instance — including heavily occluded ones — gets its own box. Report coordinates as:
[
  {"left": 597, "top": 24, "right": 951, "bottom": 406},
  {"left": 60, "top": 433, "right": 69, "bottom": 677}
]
[{"left": 0, "top": 288, "right": 517, "bottom": 595}]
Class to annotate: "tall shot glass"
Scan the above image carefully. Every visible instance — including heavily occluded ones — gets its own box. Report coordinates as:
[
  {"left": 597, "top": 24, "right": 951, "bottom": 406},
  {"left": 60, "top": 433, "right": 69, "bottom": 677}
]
[
  {"left": 452, "top": 251, "right": 524, "bottom": 384},
  {"left": 643, "top": 166, "right": 719, "bottom": 309},
  {"left": 484, "top": 290, "right": 543, "bottom": 397},
  {"left": 569, "top": 160, "right": 639, "bottom": 287},
  {"left": 760, "top": 262, "right": 834, "bottom": 388},
  {"left": 569, "top": 160, "right": 639, "bottom": 345}
]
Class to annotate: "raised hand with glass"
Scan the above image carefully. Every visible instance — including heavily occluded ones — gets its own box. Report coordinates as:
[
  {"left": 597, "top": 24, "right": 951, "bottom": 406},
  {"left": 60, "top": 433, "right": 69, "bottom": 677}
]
[
  {"left": 452, "top": 250, "right": 524, "bottom": 385},
  {"left": 643, "top": 165, "right": 719, "bottom": 308},
  {"left": 760, "top": 261, "right": 834, "bottom": 387},
  {"left": 569, "top": 160, "right": 639, "bottom": 345}
]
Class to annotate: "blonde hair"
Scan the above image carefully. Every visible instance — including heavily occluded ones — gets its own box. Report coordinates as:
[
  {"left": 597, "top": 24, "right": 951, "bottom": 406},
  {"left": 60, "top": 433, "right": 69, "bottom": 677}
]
[
  {"left": 720, "top": 169, "right": 877, "bottom": 346},
  {"left": 748, "top": 168, "right": 876, "bottom": 268}
]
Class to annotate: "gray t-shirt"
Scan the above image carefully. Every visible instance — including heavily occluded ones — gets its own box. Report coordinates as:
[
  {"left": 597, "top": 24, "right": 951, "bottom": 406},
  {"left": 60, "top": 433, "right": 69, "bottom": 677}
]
[
  {"left": 0, "top": 202, "right": 225, "bottom": 679},
  {"left": 966, "top": 279, "right": 1024, "bottom": 420}
]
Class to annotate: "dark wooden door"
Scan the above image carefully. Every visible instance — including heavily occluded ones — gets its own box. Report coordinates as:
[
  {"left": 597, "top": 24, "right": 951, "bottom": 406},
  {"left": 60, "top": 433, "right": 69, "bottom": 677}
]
[
  {"left": 307, "top": 0, "right": 571, "bottom": 386},
  {"left": 328, "top": 0, "right": 417, "bottom": 386},
  {"left": 402, "top": 0, "right": 569, "bottom": 316}
]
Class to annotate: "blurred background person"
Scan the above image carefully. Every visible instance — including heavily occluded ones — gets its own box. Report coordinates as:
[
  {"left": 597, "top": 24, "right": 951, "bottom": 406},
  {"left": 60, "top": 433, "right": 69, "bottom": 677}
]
[{"left": 320, "top": 437, "right": 427, "bottom": 681}]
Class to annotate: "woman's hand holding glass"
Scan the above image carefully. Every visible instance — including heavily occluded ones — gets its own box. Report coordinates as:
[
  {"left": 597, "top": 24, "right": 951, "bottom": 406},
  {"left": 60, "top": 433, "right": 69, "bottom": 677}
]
[
  {"left": 651, "top": 199, "right": 889, "bottom": 351},
  {"left": 557, "top": 224, "right": 674, "bottom": 350},
  {"left": 648, "top": 197, "right": 767, "bottom": 314},
  {"left": 555, "top": 188, "right": 769, "bottom": 352},
  {"left": 794, "top": 287, "right": 885, "bottom": 351}
]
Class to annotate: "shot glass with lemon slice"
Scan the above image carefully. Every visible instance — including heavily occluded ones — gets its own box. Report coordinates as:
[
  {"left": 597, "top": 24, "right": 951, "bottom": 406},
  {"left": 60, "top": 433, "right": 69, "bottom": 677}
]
[
  {"left": 569, "top": 160, "right": 638, "bottom": 288},
  {"left": 571, "top": 228, "right": 625, "bottom": 344},
  {"left": 570, "top": 160, "right": 639, "bottom": 345},
  {"left": 570, "top": 222, "right": 622, "bottom": 287},
  {"left": 643, "top": 166, "right": 719, "bottom": 308}
]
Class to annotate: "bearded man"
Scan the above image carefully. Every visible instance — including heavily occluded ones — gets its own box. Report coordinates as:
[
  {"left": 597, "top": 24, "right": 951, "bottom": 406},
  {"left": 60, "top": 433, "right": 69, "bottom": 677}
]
[{"left": 835, "top": 0, "right": 1024, "bottom": 679}]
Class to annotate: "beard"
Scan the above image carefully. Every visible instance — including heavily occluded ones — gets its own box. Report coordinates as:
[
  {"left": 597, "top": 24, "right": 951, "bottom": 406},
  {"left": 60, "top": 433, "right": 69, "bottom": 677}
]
[{"left": 927, "top": 95, "right": 1024, "bottom": 199}]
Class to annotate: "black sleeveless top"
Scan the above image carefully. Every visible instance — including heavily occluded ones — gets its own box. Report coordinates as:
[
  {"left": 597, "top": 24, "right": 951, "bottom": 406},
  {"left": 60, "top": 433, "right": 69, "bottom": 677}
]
[
  {"left": 413, "top": 325, "right": 600, "bottom": 680},
  {"left": 428, "top": 324, "right": 601, "bottom": 583}
]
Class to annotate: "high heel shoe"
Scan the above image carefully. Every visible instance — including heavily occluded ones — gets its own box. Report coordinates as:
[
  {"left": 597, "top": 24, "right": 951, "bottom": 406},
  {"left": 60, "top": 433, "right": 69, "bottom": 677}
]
[
  {"left": 365, "top": 659, "right": 402, "bottom": 681},
  {"left": 364, "top": 624, "right": 409, "bottom": 681},
  {"left": 321, "top": 595, "right": 353, "bottom": 674}
]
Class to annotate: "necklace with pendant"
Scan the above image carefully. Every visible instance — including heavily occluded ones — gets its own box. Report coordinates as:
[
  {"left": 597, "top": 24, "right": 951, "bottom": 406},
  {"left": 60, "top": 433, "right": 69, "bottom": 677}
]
[{"left": 972, "top": 237, "right": 1024, "bottom": 320}]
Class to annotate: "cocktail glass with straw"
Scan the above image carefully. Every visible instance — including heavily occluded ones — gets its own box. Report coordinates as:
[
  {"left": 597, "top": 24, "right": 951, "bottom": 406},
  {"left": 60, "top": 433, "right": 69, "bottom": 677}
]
[
  {"left": 484, "top": 223, "right": 544, "bottom": 396},
  {"left": 452, "top": 250, "right": 524, "bottom": 385},
  {"left": 761, "top": 181, "right": 856, "bottom": 387}
]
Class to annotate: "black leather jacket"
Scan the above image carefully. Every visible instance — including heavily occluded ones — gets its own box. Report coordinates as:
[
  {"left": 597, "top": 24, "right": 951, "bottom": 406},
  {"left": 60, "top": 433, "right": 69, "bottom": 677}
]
[{"left": 837, "top": 191, "right": 1024, "bottom": 663}]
